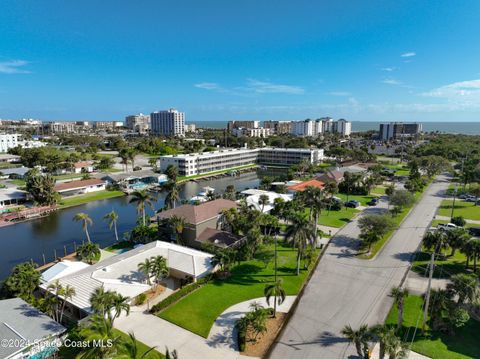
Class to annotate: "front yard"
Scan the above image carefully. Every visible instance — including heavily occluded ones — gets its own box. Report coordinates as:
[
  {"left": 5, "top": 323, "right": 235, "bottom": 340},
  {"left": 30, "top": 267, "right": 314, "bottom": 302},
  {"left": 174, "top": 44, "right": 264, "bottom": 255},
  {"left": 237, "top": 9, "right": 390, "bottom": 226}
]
[
  {"left": 158, "top": 243, "right": 317, "bottom": 338},
  {"left": 437, "top": 200, "right": 480, "bottom": 220},
  {"left": 385, "top": 295, "right": 480, "bottom": 359},
  {"left": 317, "top": 207, "right": 360, "bottom": 228},
  {"left": 58, "top": 190, "right": 125, "bottom": 208}
]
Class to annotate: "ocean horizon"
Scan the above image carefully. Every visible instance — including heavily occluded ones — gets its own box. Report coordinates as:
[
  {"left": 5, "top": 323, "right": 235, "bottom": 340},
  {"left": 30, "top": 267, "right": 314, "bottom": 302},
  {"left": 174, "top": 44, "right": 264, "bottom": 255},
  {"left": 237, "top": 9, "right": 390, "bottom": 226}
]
[{"left": 188, "top": 120, "right": 480, "bottom": 135}]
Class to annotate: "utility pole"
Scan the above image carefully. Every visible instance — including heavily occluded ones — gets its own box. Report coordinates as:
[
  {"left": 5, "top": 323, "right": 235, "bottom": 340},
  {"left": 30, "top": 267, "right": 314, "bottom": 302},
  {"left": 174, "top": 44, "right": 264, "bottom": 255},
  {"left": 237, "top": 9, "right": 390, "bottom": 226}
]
[{"left": 423, "top": 238, "right": 441, "bottom": 332}]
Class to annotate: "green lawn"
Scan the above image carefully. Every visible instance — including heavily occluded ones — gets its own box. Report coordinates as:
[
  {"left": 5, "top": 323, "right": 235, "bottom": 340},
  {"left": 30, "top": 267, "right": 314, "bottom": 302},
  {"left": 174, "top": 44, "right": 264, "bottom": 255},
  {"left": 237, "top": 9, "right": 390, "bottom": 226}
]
[
  {"left": 9, "top": 179, "right": 25, "bottom": 187},
  {"left": 411, "top": 249, "right": 470, "bottom": 279},
  {"left": 431, "top": 219, "right": 476, "bottom": 228},
  {"left": 53, "top": 173, "right": 85, "bottom": 180},
  {"left": 371, "top": 186, "right": 386, "bottom": 196},
  {"left": 385, "top": 295, "right": 480, "bottom": 359},
  {"left": 59, "top": 190, "right": 125, "bottom": 208},
  {"left": 177, "top": 164, "right": 258, "bottom": 182},
  {"left": 385, "top": 164, "right": 410, "bottom": 176},
  {"left": 336, "top": 192, "right": 376, "bottom": 206},
  {"left": 159, "top": 243, "right": 317, "bottom": 338},
  {"left": 438, "top": 200, "right": 480, "bottom": 220},
  {"left": 317, "top": 207, "right": 360, "bottom": 228},
  {"left": 0, "top": 162, "right": 18, "bottom": 168}
]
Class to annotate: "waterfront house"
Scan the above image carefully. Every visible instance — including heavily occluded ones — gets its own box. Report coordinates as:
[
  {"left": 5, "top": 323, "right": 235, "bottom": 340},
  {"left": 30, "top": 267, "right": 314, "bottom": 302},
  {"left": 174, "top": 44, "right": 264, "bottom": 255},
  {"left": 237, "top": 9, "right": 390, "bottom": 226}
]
[
  {"left": 287, "top": 179, "right": 325, "bottom": 194},
  {"left": 0, "top": 188, "right": 27, "bottom": 208},
  {"left": 0, "top": 298, "right": 66, "bottom": 359},
  {"left": 0, "top": 166, "right": 31, "bottom": 180},
  {"left": 315, "top": 168, "right": 344, "bottom": 184},
  {"left": 103, "top": 169, "right": 168, "bottom": 190},
  {"left": 39, "top": 241, "right": 214, "bottom": 320},
  {"left": 54, "top": 178, "right": 106, "bottom": 197},
  {"left": 0, "top": 154, "right": 21, "bottom": 163},
  {"left": 240, "top": 189, "right": 292, "bottom": 213},
  {"left": 153, "top": 199, "right": 243, "bottom": 248}
]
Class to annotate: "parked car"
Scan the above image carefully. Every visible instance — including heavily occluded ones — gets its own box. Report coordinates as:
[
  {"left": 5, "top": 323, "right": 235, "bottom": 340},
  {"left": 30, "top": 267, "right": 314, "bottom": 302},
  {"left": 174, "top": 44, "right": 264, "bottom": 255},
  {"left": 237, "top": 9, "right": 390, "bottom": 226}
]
[
  {"left": 367, "top": 198, "right": 379, "bottom": 206},
  {"left": 345, "top": 200, "right": 360, "bottom": 208},
  {"left": 465, "top": 195, "right": 477, "bottom": 202},
  {"left": 437, "top": 223, "right": 458, "bottom": 231},
  {"left": 468, "top": 227, "right": 480, "bottom": 236},
  {"left": 458, "top": 194, "right": 468, "bottom": 199}
]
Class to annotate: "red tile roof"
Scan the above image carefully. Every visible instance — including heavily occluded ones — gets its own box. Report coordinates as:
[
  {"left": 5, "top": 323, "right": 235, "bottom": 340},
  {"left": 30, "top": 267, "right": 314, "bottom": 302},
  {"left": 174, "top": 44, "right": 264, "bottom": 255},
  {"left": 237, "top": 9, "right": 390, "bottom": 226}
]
[
  {"left": 54, "top": 179, "right": 105, "bottom": 192},
  {"left": 154, "top": 199, "right": 238, "bottom": 224},
  {"left": 287, "top": 179, "right": 325, "bottom": 192},
  {"left": 73, "top": 161, "right": 92, "bottom": 168}
]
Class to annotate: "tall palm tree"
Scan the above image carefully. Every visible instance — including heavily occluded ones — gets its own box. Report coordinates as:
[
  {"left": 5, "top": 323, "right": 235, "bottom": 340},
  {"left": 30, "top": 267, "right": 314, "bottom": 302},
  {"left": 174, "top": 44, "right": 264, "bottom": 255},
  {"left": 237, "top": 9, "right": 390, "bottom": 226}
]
[
  {"left": 129, "top": 190, "right": 154, "bottom": 226},
  {"left": 103, "top": 210, "right": 120, "bottom": 242},
  {"left": 169, "top": 215, "right": 186, "bottom": 245},
  {"left": 128, "top": 149, "right": 137, "bottom": 170},
  {"left": 446, "top": 273, "right": 478, "bottom": 305},
  {"left": 77, "top": 242, "right": 100, "bottom": 264},
  {"left": 59, "top": 284, "right": 76, "bottom": 323},
  {"left": 323, "top": 181, "right": 338, "bottom": 214},
  {"left": 73, "top": 212, "right": 93, "bottom": 242},
  {"left": 138, "top": 258, "right": 153, "bottom": 286},
  {"left": 285, "top": 213, "right": 315, "bottom": 275},
  {"left": 164, "top": 181, "right": 180, "bottom": 209},
  {"left": 165, "top": 348, "right": 178, "bottom": 359},
  {"left": 390, "top": 286, "right": 409, "bottom": 330},
  {"left": 445, "top": 228, "right": 470, "bottom": 256},
  {"left": 427, "top": 288, "right": 451, "bottom": 330},
  {"left": 151, "top": 255, "right": 169, "bottom": 290},
  {"left": 461, "top": 238, "right": 480, "bottom": 272},
  {"left": 90, "top": 287, "right": 114, "bottom": 318},
  {"left": 341, "top": 324, "right": 371, "bottom": 358},
  {"left": 117, "top": 332, "right": 157, "bottom": 359},
  {"left": 423, "top": 230, "right": 448, "bottom": 254},
  {"left": 309, "top": 187, "right": 323, "bottom": 243},
  {"left": 112, "top": 292, "right": 131, "bottom": 320},
  {"left": 372, "top": 325, "right": 395, "bottom": 359},
  {"left": 258, "top": 194, "right": 270, "bottom": 212},
  {"left": 264, "top": 278, "right": 286, "bottom": 318},
  {"left": 384, "top": 334, "right": 408, "bottom": 359},
  {"left": 165, "top": 165, "right": 178, "bottom": 182},
  {"left": 78, "top": 315, "right": 119, "bottom": 359}
]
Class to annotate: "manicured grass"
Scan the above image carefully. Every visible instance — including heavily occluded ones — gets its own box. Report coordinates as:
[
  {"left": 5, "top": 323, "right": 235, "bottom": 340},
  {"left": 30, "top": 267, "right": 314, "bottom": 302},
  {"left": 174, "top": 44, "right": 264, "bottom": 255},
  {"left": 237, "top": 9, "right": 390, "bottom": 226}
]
[
  {"left": 411, "top": 249, "right": 469, "bottom": 279},
  {"left": 177, "top": 164, "right": 257, "bottom": 182},
  {"left": 336, "top": 192, "right": 376, "bottom": 206},
  {"left": 159, "top": 243, "right": 317, "bottom": 338},
  {"left": 59, "top": 190, "right": 125, "bottom": 208},
  {"left": 438, "top": 200, "right": 480, "bottom": 220},
  {"left": 385, "top": 295, "right": 480, "bottom": 359},
  {"left": 431, "top": 219, "right": 476, "bottom": 228},
  {"left": 385, "top": 164, "right": 410, "bottom": 176},
  {"left": 317, "top": 207, "right": 360, "bottom": 228},
  {"left": 53, "top": 173, "right": 86, "bottom": 180},
  {"left": 0, "top": 162, "right": 18, "bottom": 168},
  {"left": 9, "top": 179, "right": 25, "bottom": 187},
  {"left": 371, "top": 186, "right": 386, "bottom": 196}
]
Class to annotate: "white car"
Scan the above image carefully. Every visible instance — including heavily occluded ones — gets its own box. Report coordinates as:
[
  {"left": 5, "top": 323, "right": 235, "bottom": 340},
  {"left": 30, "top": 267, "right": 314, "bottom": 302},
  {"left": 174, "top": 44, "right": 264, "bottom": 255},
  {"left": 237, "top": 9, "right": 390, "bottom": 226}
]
[{"left": 437, "top": 223, "right": 458, "bottom": 231}]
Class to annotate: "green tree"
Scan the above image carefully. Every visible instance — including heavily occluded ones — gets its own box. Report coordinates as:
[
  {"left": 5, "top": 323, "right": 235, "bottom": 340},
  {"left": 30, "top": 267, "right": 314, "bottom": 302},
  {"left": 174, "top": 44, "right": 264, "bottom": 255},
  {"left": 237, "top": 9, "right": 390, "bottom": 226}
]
[
  {"left": 264, "top": 278, "right": 286, "bottom": 318},
  {"left": 164, "top": 181, "right": 180, "bottom": 209},
  {"left": 117, "top": 332, "right": 158, "bottom": 359},
  {"left": 389, "top": 190, "right": 414, "bottom": 217},
  {"left": 103, "top": 210, "right": 120, "bottom": 242},
  {"left": 168, "top": 215, "right": 186, "bottom": 245},
  {"left": 390, "top": 286, "right": 409, "bottom": 330},
  {"left": 77, "top": 242, "right": 101, "bottom": 264},
  {"left": 223, "top": 184, "right": 236, "bottom": 201},
  {"left": 423, "top": 230, "right": 448, "bottom": 254},
  {"left": 129, "top": 190, "right": 155, "bottom": 225},
  {"left": 445, "top": 228, "right": 470, "bottom": 256},
  {"left": 78, "top": 315, "right": 119, "bottom": 359},
  {"left": 358, "top": 214, "right": 394, "bottom": 252},
  {"left": 446, "top": 273, "right": 478, "bottom": 305},
  {"left": 165, "top": 165, "right": 178, "bottom": 182},
  {"left": 285, "top": 214, "right": 315, "bottom": 275},
  {"left": 73, "top": 212, "right": 93, "bottom": 242},
  {"left": 25, "top": 170, "right": 58, "bottom": 205},
  {"left": 461, "top": 238, "right": 480, "bottom": 272},
  {"left": 341, "top": 324, "right": 371, "bottom": 359},
  {"left": 3, "top": 262, "right": 41, "bottom": 302},
  {"left": 258, "top": 194, "right": 270, "bottom": 212},
  {"left": 150, "top": 255, "right": 169, "bottom": 290},
  {"left": 138, "top": 258, "right": 153, "bottom": 287}
]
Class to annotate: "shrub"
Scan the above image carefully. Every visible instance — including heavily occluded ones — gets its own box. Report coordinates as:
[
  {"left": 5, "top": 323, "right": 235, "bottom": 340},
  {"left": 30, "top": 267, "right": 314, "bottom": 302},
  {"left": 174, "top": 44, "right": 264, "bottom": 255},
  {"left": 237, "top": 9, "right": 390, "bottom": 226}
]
[
  {"left": 238, "top": 324, "right": 247, "bottom": 352},
  {"left": 451, "top": 216, "right": 466, "bottom": 227},
  {"left": 135, "top": 293, "right": 147, "bottom": 306}
]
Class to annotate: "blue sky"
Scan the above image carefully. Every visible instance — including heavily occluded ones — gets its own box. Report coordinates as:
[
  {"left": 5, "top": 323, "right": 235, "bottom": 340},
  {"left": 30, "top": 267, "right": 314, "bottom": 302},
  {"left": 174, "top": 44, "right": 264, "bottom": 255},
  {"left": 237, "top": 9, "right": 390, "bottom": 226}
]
[{"left": 1, "top": 0, "right": 480, "bottom": 122}]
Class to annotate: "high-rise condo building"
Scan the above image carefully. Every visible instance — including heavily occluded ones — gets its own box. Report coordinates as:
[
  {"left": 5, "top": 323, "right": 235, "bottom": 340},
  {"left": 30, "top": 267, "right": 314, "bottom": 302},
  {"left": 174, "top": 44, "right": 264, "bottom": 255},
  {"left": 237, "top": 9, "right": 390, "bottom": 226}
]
[
  {"left": 151, "top": 109, "right": 185, "bottom": 137},
  {"left": 379, "top": 122, "right": 422, "bottom": 140},
  {"left": 125, "top": 113, "right": 151, "bottom": 133}
]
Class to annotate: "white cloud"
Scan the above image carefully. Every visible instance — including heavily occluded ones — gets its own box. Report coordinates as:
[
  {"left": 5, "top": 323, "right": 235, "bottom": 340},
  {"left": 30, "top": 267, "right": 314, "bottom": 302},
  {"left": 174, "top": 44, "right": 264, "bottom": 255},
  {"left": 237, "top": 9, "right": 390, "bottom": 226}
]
[
  {"left": 194, "top": 82, "right": 222, "bottom": 90},
  {"left": 382, "top": 78, "right": 403, "bottom": 85},
  {"left": 328, "top": 91, "right": 351, "bottom": 96},
  {"left": 422, "top": 79, "right": 480, "bottom": 108},
  {"left": 381, "top": 67, "right": 396, "bottom": 72},
  {"left": 0, "top": 60, "right": 31, "bottom": 74},
  {"left": 244, "top": 78, "right": 304, "bottom": 94},
  {"left": 401, "top": 52, "right": 416, "bottom": 58}
]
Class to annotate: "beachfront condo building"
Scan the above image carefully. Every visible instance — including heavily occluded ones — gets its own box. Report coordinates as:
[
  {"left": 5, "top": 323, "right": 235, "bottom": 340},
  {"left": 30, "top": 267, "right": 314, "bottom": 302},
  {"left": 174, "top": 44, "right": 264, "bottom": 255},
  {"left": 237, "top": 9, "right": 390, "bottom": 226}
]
[
  {"left": 379, "top": 122, "right": 422, "bottom": 140},
  {"left": 125, "top": 113, "right": 151, "bottom": 133},
  {"left": 159, "top": 147, "right": 324, "bottom": 177},
  {"left": 151, "top": 108, "right": 185, "bottom": 137}
]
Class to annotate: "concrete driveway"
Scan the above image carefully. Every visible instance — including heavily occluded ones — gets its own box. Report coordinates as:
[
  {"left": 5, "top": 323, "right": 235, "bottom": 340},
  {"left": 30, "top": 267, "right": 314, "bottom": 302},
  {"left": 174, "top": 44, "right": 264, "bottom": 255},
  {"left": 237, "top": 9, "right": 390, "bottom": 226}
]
[{"left": 269, "top": 175, "right": 450, "bottom": 359}]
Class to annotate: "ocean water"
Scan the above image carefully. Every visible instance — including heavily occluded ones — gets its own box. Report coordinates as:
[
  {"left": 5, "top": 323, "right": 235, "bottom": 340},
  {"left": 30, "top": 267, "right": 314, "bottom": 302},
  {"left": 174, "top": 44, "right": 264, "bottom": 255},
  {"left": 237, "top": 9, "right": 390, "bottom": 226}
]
[{"left": 189, "top": 121, "right": 480, "bottom": 135}]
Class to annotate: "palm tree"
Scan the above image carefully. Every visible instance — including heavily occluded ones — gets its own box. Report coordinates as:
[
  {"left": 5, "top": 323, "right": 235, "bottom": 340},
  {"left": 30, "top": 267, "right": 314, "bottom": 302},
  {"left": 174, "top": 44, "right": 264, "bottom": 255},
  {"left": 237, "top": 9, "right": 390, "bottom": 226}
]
[
  {"left": 258, "top": 194, "right": 270, "bottom": 212},
  {"left": 103, "top": 210, "right": 119, "bottom": 242},
  {"left": 164, "top": 181, "right": 180, "bottom": 209},
  {"left": 309, "top": 187, "right": 323, "bottom": 243},
  {"left": 445, "top": 228, "right": 470, "bottom": 256},
  {"left": 128, "top": 149, "right": 137, "bottom": 170},
  {"left": 129, "top": 190, "right": 154, "bottom": 226},
  {"left": 165, "top": 348, "right": 178, "bottom": 359},
  {"left": 446, "top": 273, "right": 478, "bottom": 305},
  {"left": 90, "top": 287, "right": 114, "bottom": 318},
  {"left": 323, "top": 181, "right": 338, "bottom": 214},
  {"left": 59, "top": 284, "right": 76, "bottom": 323},
  {"left": 138, "top": 258, "right": 153, "bottom": 286},
  {"left": 78, "top": 315, "right": 119, "bottom": 359},
  {"left": 390, "top": 286, "right": 409, "bottom": 330},
  {"left": 117, "top": 332, "right": 157, "bottom": 359},
  {"left": 151, "top": 255, "right": 169, "bottom": 290},
  {"left": 112, "top": 292, "right": 131, "bottom": 320},
  {"left": 169, "top": 215, "right": 186, "bottom": 245},
  {"left": 461, "top": 238, "right": 480, "bottom": 272},
  {"left": 165, "top": 165, "right": 178, "bottom": 182},
  {"left": 264, "top": 278, "right": 286, "bottom": 318},
  {"left": 73, "top": 212, "right": 93, "bottom": 242},
  {"left": 423, "top": 230, "right": 448, "bottom": 255},
  {"left": 372, "top": 325, "right": 396, "bottom": 359},
  {"left": 341, "top": 324, "right": 371, "bottom": 358},
  {"left": 77, "top": 242, "right": 100, "bottom": 264},
  {"left": 426, "top": 288, "right": 452, "bottom": 330},
  {"left": 285, "top": 213, "right": 315, "bottom": 275},
  {"left": 384, "top": 334, "right": 408, "bottom": 359}
]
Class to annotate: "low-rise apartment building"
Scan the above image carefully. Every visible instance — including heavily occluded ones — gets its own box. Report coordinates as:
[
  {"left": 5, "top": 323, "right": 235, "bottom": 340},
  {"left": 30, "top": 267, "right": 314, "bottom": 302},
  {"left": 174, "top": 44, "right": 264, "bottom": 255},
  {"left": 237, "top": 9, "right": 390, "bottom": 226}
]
[
  {"left": 159, "top": 147, "right": 324, "bottom": 177},
  {"left": 0, "top": 133, "right": 19, "bottom": 152}
]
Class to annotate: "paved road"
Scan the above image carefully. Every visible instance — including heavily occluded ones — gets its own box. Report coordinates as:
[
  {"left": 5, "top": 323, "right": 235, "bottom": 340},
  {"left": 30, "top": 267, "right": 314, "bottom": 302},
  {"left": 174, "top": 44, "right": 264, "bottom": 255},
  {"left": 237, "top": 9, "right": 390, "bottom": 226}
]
[{"left": 270, "top": 175, "right": 450, "bottom": 359}]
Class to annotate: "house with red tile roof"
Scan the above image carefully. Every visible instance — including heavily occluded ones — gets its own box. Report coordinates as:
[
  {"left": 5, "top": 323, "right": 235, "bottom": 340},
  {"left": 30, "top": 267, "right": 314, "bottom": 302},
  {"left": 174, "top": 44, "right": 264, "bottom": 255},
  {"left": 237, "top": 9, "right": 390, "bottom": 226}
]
[
  {"left": 73, "top": 161, "right": 94, "bottom": 174},
  {"left": 54, "top": 178, "right": 105, "bottom": 197},
  {"left": 287, "top": 179, "right": 325, "bottom": 193}
]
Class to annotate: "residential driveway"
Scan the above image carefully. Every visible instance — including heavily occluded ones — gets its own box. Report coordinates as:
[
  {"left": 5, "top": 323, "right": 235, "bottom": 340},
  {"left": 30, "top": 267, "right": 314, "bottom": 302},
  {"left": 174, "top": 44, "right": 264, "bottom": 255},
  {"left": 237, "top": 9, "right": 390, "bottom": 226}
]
[
  {"left": 207, "top": 296, "right": 296, "bottom": 352},
  {"left": 115, "top": 295, "right": 296, "bottom": 358},
  {"left": 269, "top": 175, "right": 450, "bottom": 359}
]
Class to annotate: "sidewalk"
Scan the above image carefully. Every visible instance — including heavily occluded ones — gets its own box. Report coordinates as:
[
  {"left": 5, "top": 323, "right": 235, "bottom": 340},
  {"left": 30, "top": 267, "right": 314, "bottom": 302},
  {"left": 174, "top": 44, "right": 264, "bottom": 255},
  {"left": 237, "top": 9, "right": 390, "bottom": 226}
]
[
  {"left": 435, "top": 215, "right": 480, "bottom": 225},
  {"left": 370, "top": 343, "right": 430, "bottom": 359}
]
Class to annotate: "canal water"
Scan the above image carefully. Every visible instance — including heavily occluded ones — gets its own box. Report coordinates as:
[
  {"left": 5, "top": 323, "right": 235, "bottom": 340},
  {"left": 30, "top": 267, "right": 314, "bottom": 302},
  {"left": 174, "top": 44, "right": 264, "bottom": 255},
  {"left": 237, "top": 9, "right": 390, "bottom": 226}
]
[{"left": 0, "top": 171, "right": 264, "bottom": 279}]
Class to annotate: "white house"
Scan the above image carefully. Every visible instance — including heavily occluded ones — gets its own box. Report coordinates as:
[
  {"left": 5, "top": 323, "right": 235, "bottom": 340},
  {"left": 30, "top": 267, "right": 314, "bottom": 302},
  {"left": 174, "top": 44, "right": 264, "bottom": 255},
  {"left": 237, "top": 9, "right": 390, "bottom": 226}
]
[
  {"left": 54, "top": 178, "right": 106, "bottom": 197},
  {"left": 240, "top": 189, "right": 292, "bottom": 213}
]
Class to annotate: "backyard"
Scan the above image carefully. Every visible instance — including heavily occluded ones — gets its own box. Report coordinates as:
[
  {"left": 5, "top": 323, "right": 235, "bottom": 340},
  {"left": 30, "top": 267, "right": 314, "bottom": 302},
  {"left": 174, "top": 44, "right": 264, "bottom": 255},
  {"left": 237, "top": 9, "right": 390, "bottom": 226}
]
[
  {"left": 158, "top": 243, "right": 318, "bottom": 338},
  {"left": 58, "top": 190, "right": 125, "bottom": 208},
  {"left": 385, "top": 295, "right": 480, "bottom": 359}
]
